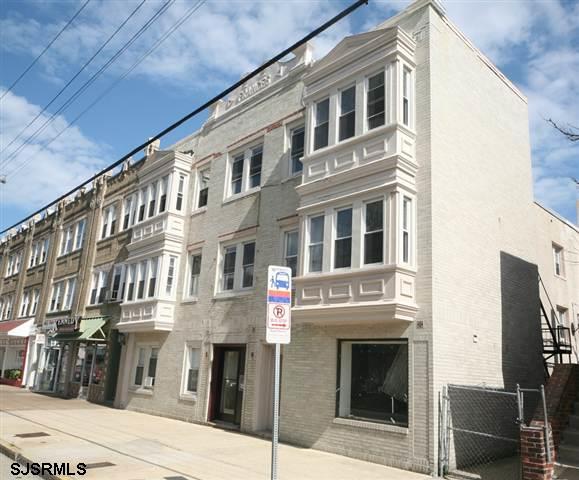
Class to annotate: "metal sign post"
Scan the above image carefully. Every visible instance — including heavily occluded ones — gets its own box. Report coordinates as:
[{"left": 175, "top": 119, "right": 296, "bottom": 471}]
[{"left": 266, "top": 265, "right": 292, "bottom": 480}]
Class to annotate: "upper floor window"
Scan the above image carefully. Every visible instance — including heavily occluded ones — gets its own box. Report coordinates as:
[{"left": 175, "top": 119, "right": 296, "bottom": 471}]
[
  {"left": 59, "top": 218, "right": 85, "bottom": 256},
  {"left": 401, "top": 196, "right": 412, "bottom": 264},
  {"left": 228, "top": 145, "right": 263, "bottom": 198},
  {"left": 122, "top": 257, "right": 160, "bottom": 302},
  {"left": 290, "top": 126, "right": 305, "bottom": 175},
  {"left": 29, "top": 238, "right": 49, "bottom": 269},
  {"left": 126, "top": 264, "right": 137, "bottom": 302},
  {"left": 219, "top": 240, "right": 256, "bottom": 292},
  {"left": 148, "top": 182, "right": 157, "bottom": 218},
  {"left": 188, "top": 253, "right": 202, "bottom": 298},
  {"left": 6, "top": 250, "right": 22, "bottom": 277},
  {"left": 553, "top": 244, "right": 564, "bottom": 277},
  {"left": 308, "top": 215, "right": 324, "bottom": 273},
  {"left": 313, "top": 98, "right": 330, "bottom": 150},
  {"left": 166, "top": 255, "right": 177, "bottom": 295},
  {"left": 557, "top": 306, "right": 569, "bottom": 327},
  {"left": 196, "top": 168, "right": 210, "bottom": 209},
  {"left": 402, "top": 67, "right": 411, "bottom": 127},
  {"left": 101, "top": 204, "right": 117, "bottom": 239},
  {"left": 284, "top": 230, "right": 299, "bottom": 277},
  {"left": 334, "top": 207, "right": 353, "bottom": 269},
  {"left": 176, "top": 174, "right": 186, "bottom": 211},
  {"left": 89, "top": 271, "right": 109, "bottom": 305},
  {"left": 110, "top": 265, "right": 124, "bottom": 302},
  {"left": 19, "top": 290, "right": 31, "bottom": 318},
  {"left": 0, "top": 295, "right": 14, "bottom": 320},
  {"left": 364, "top": 200, "right": 384, "bottom": 264},
  {"left": 367, "top": 71, "right": 385, "bottom": 130},
  {"left": 138, "top": 187, "right": 147, "bottom": 222},
  {"left": 49, "top": 277, "right": 76, "bottom": 312},
  {"left": 123, "top": 195, "right": 135, "bottom": 230},
  {"left": 339, "top": 86, "right": 356, "bottom": 141}
]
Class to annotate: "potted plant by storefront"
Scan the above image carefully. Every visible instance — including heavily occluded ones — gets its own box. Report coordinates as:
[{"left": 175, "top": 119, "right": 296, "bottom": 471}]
[{"left": 0, "top": 369, "right": 23, "bottom": 387}]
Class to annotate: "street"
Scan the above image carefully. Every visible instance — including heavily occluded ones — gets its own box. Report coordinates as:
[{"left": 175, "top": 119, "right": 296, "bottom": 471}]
[{"left": 0, "top": 386, "right": 428, "bottom": 480}]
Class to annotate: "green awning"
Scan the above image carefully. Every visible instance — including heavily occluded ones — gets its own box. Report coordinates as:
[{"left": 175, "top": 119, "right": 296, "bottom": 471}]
[{"left": 51, "top": 317, "right": 108, "bottom": 342}]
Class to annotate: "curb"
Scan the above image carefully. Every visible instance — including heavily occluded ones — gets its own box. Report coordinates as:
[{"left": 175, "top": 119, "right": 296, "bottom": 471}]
[{"left": 0, "top": 439, "right": 65, "bottom": 480}]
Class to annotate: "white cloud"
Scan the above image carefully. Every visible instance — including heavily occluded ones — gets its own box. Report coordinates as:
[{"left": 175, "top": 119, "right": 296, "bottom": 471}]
[{"left": 0, "top": 89, "right": 110, "bottom": 215}]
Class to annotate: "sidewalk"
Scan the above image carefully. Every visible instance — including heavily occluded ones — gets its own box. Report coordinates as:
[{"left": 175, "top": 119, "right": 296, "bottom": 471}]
[{"left": 0, "top": 386, "right": 429, "bottom": 480}]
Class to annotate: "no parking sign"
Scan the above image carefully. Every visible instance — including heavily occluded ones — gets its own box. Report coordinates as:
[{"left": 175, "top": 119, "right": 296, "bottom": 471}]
[{"left": 266, "top": 265, "right": 291, "bottom": 344}]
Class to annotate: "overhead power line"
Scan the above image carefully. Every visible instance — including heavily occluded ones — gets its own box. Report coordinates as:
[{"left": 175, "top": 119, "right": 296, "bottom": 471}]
[
  {"left": 1, "top": 0, "right": 369, "bottom": 235},
  {"left": 0, "top": 0, "right": 91, "bottom": 101},
  {"left": 6, "top": 0, "right": 207, "bottom": 179},
  {"left": 0, "top": 0, "right": 149, "bottom": 164}
]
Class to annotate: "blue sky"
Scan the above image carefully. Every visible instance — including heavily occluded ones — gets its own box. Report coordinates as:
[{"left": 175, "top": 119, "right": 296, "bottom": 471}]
[{"left": 0, "top": 0, "right": 578, "bottom": 231}]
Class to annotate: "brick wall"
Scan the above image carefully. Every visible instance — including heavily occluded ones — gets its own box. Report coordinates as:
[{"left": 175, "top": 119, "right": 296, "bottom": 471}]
[{"left": 520, "top": 425, "right": 555, "bottom": 480}]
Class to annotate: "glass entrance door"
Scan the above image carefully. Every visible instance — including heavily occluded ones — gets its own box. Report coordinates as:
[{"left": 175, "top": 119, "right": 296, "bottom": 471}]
[
  {"left": 37, "top": 347, "right": 60, "bottom": 392},
  {"left": 216, "top": 347, "right": 245, "bottom": 425}
]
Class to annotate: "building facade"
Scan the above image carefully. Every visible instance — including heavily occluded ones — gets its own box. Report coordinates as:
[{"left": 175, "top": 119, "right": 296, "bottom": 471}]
[{"left": 1, "top": 0, "right": 577, "bottom": 475}]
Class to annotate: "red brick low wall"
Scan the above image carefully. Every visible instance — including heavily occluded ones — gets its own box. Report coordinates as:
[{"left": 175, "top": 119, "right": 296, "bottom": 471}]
[{"left": 521, "top": 425, "right": 554, "bottom": 480}]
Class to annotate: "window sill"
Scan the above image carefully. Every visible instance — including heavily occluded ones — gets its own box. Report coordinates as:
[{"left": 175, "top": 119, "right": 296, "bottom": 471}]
[
  {"left": 213, "top": 289, "right": 254, "bottom": 301},
  {"left": 47, "top": 309, "right": 72, "bottom": 316},
  {"left": 130, "top": 387, "right": 154, "bottom": 396},
  {"left": 181, "top": 297, "right": 199, "bottom": 304},
  {"left": 333, "top": 417, "right": 408, "bottom": 434},
  {"left": 191, "top": 206, "right": 208, "bottom": 217},
  {"left": 282, "top": 172, "right": 303, "bottom": 184},
  {"left": 57, "top": 248, "right": 82, "bottom": 260},
  {"left": 554, "top": 274, "right": 567, "bottom": 281},
  {"left": 179, "top": 393, "right": 198, "bottom": 403},
  {"left": 223, "top": 187, "right": 260, "bottom": 205}
]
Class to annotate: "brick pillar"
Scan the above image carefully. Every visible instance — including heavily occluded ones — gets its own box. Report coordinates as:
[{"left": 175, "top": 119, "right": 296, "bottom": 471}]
[{"left": 521, "top": 424, "right": 555, "bottom": 480}]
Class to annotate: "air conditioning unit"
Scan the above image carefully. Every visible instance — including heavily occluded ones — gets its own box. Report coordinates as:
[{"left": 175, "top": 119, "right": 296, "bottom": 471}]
[{"left": 144, "top": 377, "right": 154, "bottom": 388}]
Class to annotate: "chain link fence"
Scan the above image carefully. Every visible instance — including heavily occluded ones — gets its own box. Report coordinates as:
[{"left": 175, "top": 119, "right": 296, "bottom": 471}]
[{"left": 440, "top": 384, "right": 544, "bottom": 480}]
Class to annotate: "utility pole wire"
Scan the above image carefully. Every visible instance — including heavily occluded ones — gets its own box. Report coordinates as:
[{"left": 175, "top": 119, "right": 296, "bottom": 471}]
[
  {"left": 0, "top": 0, "right": 148, "bottom": 164},
  {"left": 0, "top": 0, "right": 369, "bottom": 235},
  {"left": 0, "top": 0, "right": 91, "bottom": 101},
  {"left": 7, "top": 0, "right": 206, "bottom": 179}
]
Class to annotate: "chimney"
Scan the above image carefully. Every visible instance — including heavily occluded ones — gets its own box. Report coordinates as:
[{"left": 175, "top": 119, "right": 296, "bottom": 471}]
[{"left": 145, "top": 138, "right": 160, "bottom": 157}]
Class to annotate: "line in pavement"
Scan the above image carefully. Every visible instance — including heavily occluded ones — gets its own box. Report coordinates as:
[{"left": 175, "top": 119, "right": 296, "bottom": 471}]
[{"left": 1, "top": 410, "right": 204, "bottom": 480}]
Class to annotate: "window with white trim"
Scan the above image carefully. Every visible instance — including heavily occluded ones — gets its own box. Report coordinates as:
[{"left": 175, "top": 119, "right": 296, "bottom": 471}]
[
  {"left": 337, "top": 340, "right": 408, "bottom": 426},
  {"left": 219, "top": 240, "right": 256, "bottom": 292},
  {"left": 227, "top": 144, "right": 263, "bottom": 198},
  {"left": 402, "top": 67, "right": 411, "bottom": 127},
  {"left": 553, "top": 244, "right": 564, "bottom": 277},
  {"left": 289, "top": 126, "right": 305, "bottom": 175},
  {"left": 29, "top": 238, "right": 49, "bottom": 268},
  {"left": 339, "top": 86, "right": 356, "bottom": 141},
  {"left": 364, "top": 200, "right": 384, "bottom": 264},
  {"left": 137, "top": 187, "right": 147, "bottom": 222},
  {"left": 49, "top": 277, "right": 76, "bottom": 312},
  {"left": 313, "top": 98, "right": 330, "bottom": 150},
  {"left": 188, "top": 253, "right": 202, "bottom": 298},
  {"left": 166, "top": 255, "right": 177, "bottom": 295},
  {"left": 132, "top": 346, "right": 159, "bottom": 390},
  {"left": 126, "top": 264, "right": 136, "bottom": 301},
  {"left": 110, "top": 265, "right": 123, "bottom": 301},
  {"left": 176, "top": 174, "right": 186, "bottom": 211},
  {"left": 123, "top": 194, "right": 136, "bottom": 230},
  {"left": 101, "top": 204, "right": 117, "bottom": 239},
  {"left": 196, "top": 167, "right": 210, "bottom": 209},
  {"left": 181, "top": 345, "right": 200, "bottom": 395},
  {"left": 557, "top": 306, "right": 569, "bottom": 327},
  {"left": 137, "top": 260, "right": 147, "bottom": 300},
  {"left": 308, "top": 215, "right": 324, "bottom": 272},
  {"left": 334, "top": 207, "right": 353, "bottom": 269},
  {"left": 31, "top": 288, "right": 40, "bottom": 316},
  {"left": 6, "top": 250, "right": 22, "bottom": 277},
  {"left": 121, "top": 257, "right": 160, "bottom": 302},
  {"left": 0, "top": 294, "right": 14, "bottom": 320},
  {"left": 284, "top": 230, "right": 299, "bottom": 277},
  {"left": 89, "top": 271, "right": 109, "bottom": 305},
  {"left": 60, "top": 219, "right": 85, "bottom": 256},
  {"left": 367, "top": 71, "right": 385, "bottom": 130},
  {"left": 19, "top": 290, "right": 31, "bottom": 318},
  {"left": 148, "top": 257, "right": 158, "bottom": 297},
  {"left": 159, "top": 175, "right": 168, "bottom": 213},
  {"left": 401, "top": 197, "right": 412, "bottom": 264},
  {"left": 148, "top": 181, "right": 157, "bottom": 218}
]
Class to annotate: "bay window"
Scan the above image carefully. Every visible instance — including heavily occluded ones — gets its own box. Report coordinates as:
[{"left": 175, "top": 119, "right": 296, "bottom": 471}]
[
  {"left": 137, "top": 261, "right": 147, "bottom": 299},
  {"left": 364, "top": 200, "right": 384, "bottom": 264},
  {"left": 334, "top": 207, "right": 353, "bottom": 268},
  {"left": 188, "top": 253, "right": 202, "bottom": 297},
  {"left": 290, "top": 126, "right": 305, "bottom": 175},
  {"left": 148, "top": 257, "right": 158, "bottom": 297},
  {"left": 166, "top": 256, "right": 177, "bottom": 295},
  {"left": 127, "top": 264, "right": 136, "bottom": 301},
  {"left": 148, "top": 182, "right": 157, "bottom": 218},
  {"left": 182, "top": 345, "right": 200, "bottom": 395},
  {"left": 367, "top": 71, "right": 385, "bottom": 129},
  {"left": 284, "top": 230, "right": 299, "bottom": 277},
  {"left": 402, "top": 67, "right": 411, "bottom": 127},
  {"left": 122, "top": 257, "right": 160, "bottom": 302},
  {"left": 339, "top": 86, "right": 356, "bottom": 141},
  {"left": 176, "top": 174, "right": 185, "bottom": 211},
  {"left": 402, "top": 196, "right": 412, "bottom": 264},
  {"left": 228, "top": 144, "right": 263, "bottom": 198},
  {"left": 159, "top": 175, "right": 168, "bottom": 213},
  {"left": 313, "top": 98, "right": 330, "bottom": 150},
  {"left": 338, "top": 340, "right": 408, "bottom": 426},
  {"left": 308, "top": 215, "right": 324, "bottom": 272},
  {"left": 110, "top": 265, "right": 123, "bottom": 301},
  {"left": 219, "top": 241, "right": 256, "bottom": 293}
]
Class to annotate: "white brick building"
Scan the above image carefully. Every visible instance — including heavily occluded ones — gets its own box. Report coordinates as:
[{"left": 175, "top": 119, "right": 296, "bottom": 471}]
[{"left": 1, "top": 0, "right": 577, "bottom": 476}]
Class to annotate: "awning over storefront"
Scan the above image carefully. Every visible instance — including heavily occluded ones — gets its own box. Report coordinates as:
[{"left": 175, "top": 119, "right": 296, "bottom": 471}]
[
  {"left": 0, "top": 319, "right": 28, "bottom": 335},
  {"left": 51, "top": 317, "right": 108, "bottom": 342},
  {"left": 7, "top": 319, "right": 36, "bottom": 338}
]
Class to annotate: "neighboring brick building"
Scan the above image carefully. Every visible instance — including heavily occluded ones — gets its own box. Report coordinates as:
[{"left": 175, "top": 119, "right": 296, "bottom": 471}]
[{"left": 0, "top": 0, "right": 577, "bottom": 475}]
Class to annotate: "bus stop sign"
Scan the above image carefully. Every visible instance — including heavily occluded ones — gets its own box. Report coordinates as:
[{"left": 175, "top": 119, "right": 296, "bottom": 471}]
[{"left": 266, "top": 266, "right": 291, "bottom": 344}]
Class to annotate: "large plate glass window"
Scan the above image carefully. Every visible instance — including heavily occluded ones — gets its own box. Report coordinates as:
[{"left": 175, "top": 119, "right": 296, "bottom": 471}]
[{"left": 338, "top": 340, "right": 408, "bottom": 426}]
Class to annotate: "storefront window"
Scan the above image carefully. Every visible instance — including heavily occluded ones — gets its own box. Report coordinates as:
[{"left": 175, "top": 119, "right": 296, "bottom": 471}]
[{"left": 91, "top": 346, "right": 106, "bottom": 385}]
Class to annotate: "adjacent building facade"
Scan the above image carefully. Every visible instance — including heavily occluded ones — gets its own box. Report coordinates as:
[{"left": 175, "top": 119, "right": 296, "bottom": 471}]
[{"left": 1, "top": 0, "right": 577, "bottom": 475}]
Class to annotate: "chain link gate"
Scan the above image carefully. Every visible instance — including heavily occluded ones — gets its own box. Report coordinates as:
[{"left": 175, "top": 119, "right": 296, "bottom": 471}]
[{"left": 440, "top": 384, "right": 543, "bottom": 480}]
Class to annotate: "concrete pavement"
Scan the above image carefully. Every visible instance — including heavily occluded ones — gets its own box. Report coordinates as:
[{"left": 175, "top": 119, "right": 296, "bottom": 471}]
[{"left": 0, "top": 386, "right": 429, "bottom": 480}]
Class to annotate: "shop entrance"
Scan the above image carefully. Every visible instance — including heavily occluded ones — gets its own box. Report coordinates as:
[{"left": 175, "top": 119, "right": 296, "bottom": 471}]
[
  {"left": 37, "top": 347, "right": 61, "bottom": 392},
  {"left": 72, "top": 343, "right": 106, "bottom": 399},
  {"left": 209, "top": 345, "right": 246, "bottom": 426}
]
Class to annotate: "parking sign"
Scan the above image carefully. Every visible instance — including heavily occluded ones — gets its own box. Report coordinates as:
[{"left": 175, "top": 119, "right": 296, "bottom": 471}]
[{"left": 266, "top": 266, "right": 292, "bottom": 344}]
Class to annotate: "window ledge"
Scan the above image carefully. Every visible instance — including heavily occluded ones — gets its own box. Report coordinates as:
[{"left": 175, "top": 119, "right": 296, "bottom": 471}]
[
  {"left": 223, "top": 187, "right": 260, "bottom": 205},
  {"left": 333, "top": 417, "right": 408, "bottom": 434},
  {"left": 554, "top": 274, "right": 567, "bottom": 281},
  {"left": 179, "top": 393, "right": 198, "bottom": 403},
  {"left": 191, "top": 206, "right": 208, "bottom": 217},
  {"left": 181, "top": 297, "right": 199, "bottom": 304},
  {"left": 282, "top": 173, "right": 303, "bottom": 185},
  {"left": 129, "top": 387, "right": 154, "bottom": 396},
  {"left": 213, "top": 289, "right": 254, "bottom": 301}
]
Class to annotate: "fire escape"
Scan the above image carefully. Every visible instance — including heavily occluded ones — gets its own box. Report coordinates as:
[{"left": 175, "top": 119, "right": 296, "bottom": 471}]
[{"left": 539, "top": 275, "right": 573, "bottom": 376}]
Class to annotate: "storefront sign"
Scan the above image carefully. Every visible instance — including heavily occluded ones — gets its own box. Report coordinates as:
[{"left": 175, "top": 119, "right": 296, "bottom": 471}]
[{"left": 55, "top": 316, "right": 81, "bottom": 334}]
